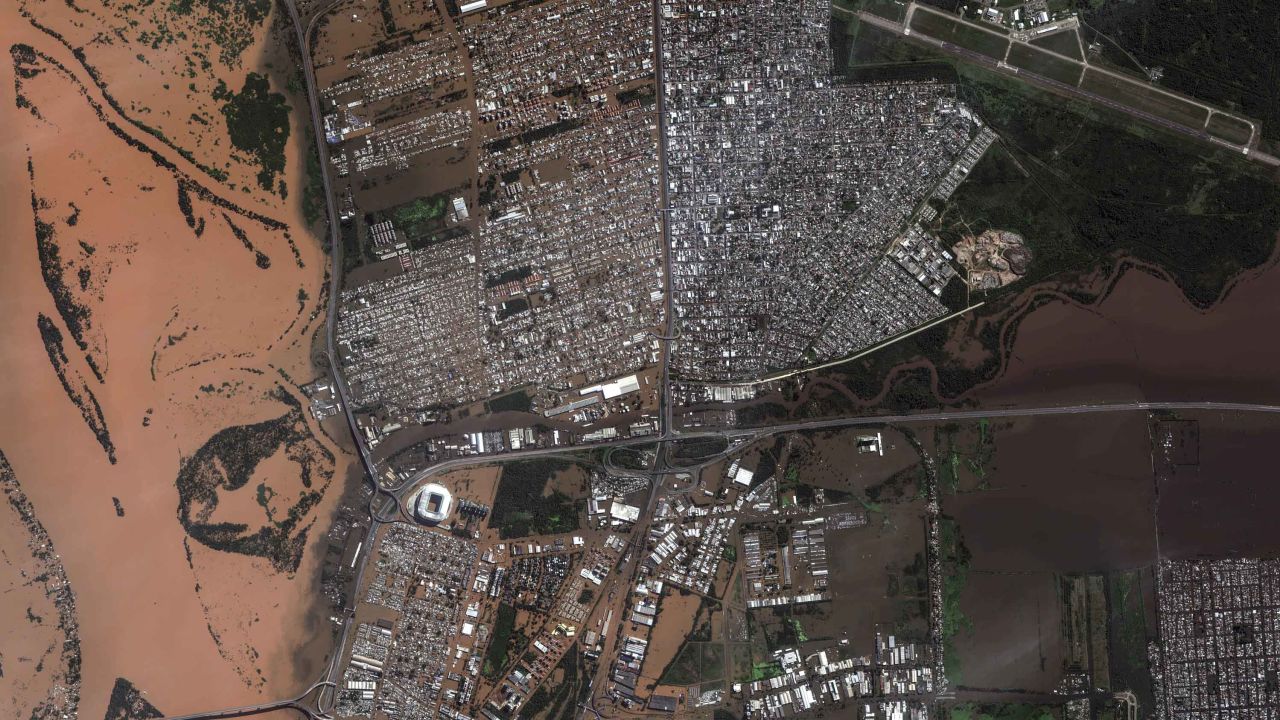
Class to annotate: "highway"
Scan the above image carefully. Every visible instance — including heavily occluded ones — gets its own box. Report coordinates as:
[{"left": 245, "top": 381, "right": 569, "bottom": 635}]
[
  {"left": 653, "top": 0, "right": 677, "bottom": 440},
  {"left": 161, "top": 703, "right": 304, "bottom": 720},
  {"left": 718, "top": 400, "right": 1280, "bottom": 438},
  {"left": 161, "top": 681, "right": 336, "bottom": 720},
  {"left": 383, "top": 398, "right": 1280, "bottom": 509},
  {"left": 289, "top": 0, "right": 381, "bottom": 483},
  {"left": 279, "top": 0, "right": 388, "bottom": 716}
]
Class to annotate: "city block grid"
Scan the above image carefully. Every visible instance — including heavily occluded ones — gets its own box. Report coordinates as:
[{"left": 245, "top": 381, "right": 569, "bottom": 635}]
[{"left": 325, "top": 0, "right": 992, "bottom": 460}]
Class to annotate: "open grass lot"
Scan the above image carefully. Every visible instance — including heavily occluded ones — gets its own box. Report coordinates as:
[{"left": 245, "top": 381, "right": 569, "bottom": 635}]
[
  {"left": 1206, "top": 111, "right": 1254, "bottom": 145},
  {"left": 1080, "top": 68, "right": 1208, "bottom": 131},
  {"left": 1027, "top": 28, "right": 1082, "bottom": 60},
  {"left": 909, "top": 7, "right": 1010, "bottom": 61},
  {"left": 835, "top": 14, "right": 958, "bottom": 84},
  {"left": 834, "top": 0, "right": 905, "bottom": 23},
  {"left": 1006, "top": 43, "right": 1082, "bottom": 87}
]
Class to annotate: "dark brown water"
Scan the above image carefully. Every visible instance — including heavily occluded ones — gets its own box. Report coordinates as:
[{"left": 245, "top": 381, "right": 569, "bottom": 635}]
[{"left": 971, "top": 258, "right": 1280, "bottom": 407}]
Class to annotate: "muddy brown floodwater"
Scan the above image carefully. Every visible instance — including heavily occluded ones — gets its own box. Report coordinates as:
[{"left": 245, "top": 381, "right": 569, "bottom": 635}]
[
  {"left": 970, "top": 256, "right": 1280, "bottom": 407},
  {"left": 943, "top": 413, "right": 1158, "bottom": 573},
  {"left": 1156, "top": 411, "right": 1280, "bottom": 560},
  {"left": 957, "top": 572, "right": 1063, "bottom": 692},
  {"left": 0, "top": 1, "right": 351, "bottom": 718}
]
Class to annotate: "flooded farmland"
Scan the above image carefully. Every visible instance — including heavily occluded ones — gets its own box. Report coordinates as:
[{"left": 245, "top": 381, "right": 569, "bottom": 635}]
[
  {"left": 1154, "top": 411, "right": 1280, "bottom": 560},
  {"left": 931, "top": 407, "right": 1280, "bottom": 699},
  {"left": 0, "top": 0, "right": 351, "bottom": 717},
  {"left": 943, "top": 413, "right": 1158, "bottom": 573}
]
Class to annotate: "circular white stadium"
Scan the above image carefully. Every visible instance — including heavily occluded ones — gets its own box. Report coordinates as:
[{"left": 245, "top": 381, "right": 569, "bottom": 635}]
[{"left": 412, "top": 483, "right": 453, "bottom": 524}]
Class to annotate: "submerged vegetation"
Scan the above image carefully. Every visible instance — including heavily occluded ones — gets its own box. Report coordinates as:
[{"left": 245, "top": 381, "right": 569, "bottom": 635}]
[
  {"left": 104, "top": 677, "right": 163, "bottom": 720},
  {"left": 943, "top": 703, "right": 1056, "bottom": 720},
  {"left": 482, "top": 602, "right": 519, "bottom": 678},
  {"left": 174, "top": 388, "right": 333, "bottom": 572},
  {"left": 220, "top": 72, "right": 291, "bottom": 191},
  {"left": 795, "top": 15, "right": 1280, "bottom": 410},
  {"left": 938, "top": 516, "right": 973, "bottom": 684},
  {"left": 36, "top": 314, "right": 116, "bottom": 464},
  {"left": 488, "top": 459, "right": 582, "bottom": 539}
]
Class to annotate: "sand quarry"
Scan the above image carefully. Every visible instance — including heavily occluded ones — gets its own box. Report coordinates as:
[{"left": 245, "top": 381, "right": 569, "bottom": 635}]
[{"left": 0, "top": 0, "right": 350, "bottom": 716}]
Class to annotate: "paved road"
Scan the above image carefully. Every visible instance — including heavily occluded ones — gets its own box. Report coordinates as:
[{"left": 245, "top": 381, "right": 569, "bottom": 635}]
[
  {"left": 385, "top": 398, "right": 1280, "bottom": 514},
  {"left": 164, "top": 396, "right": 1280, "bottom": 719},
  {"left": 280, "top": 0, "right": 381, "bottom": 485},
  {"left": 162, "top": 703, "right": 306, "bottom": 720},
  {"left": 280, "top": 0, "right": 384, "bottom": 715},
  {"left": 720, "top": 400, "right": 1280, "bottom": 439},
  {"left": 653, "top": 0, "right": 677, "bottom": 439}
]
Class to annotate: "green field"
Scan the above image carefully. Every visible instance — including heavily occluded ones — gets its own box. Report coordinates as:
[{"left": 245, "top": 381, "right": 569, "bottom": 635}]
[
  {"left": 1080, "top": 68, "right": 1209, "bottom": 131},
  {"left": 909, "top": 8, "right": 1011, "bottom": 61},
  {"left": 659, "top": 641, "right": 730, "bottom": 686},
  {"left": 833, "top": 0, "right": 905, "bottom": 23},
  {"left": 1207, "top": 112, "right": 1254, "bottom": 145},
  {"left": 1027, "top": 28, "right": 1083, "bottom": 60},
  {"left": 483, "top": 603, "right": 518, "bottom": 678},
  {"left": 1007, "top": 43, "right": 1083, "bottom": 86}
]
